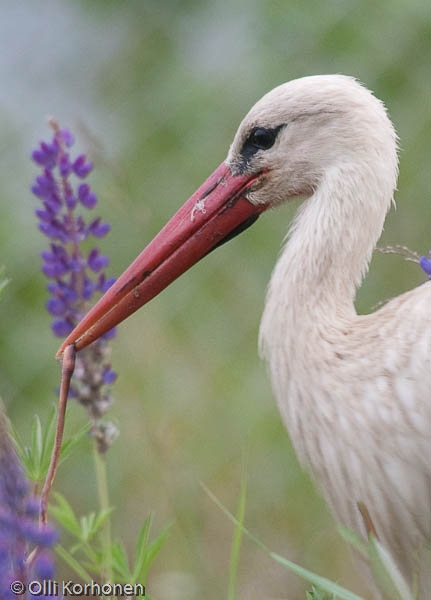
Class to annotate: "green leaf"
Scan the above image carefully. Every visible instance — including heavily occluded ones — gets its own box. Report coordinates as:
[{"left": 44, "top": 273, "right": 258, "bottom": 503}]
[
  {"left": 9, "top": 423, "right": 27, "bottom": 468},
  {"left": 93, "top": 507, "right": 115, "bottom": 533},
  {"left": 51, "top": 492, "right": 115, "bottom": 581},
  {"left": 308, "top": 587, "right": 335, "bottom": 599},
  {"left": 131, "top": 515, "right": 153, "bottom": 581},
  {"left": 31, "top": 414, "right": 43, "bottom": 469},
  {"left": 38, "top": 408, "right": 57, "bottom": 473},
  {"left": 306, "top": 586, "right": 335, "bottom": 599},
  {"left": 137, "top": 515, "right": 153, "bottom": 556},
  {"left": 9, "top": 406, "right": 91, "bottom": 484},
  {"left": 50, "top": 492, "right": 82, "bottom": 537},
  {"left": 133, "top": 521, "right": 172, "bottom": 582},
  {"left": 80, "top": 545, "right": 104, "bottom": 573},
  {"left": 76, "top": 507, "right": 114, "bottom": 544},
  {"left": 55, "top": 544, "right": 93, "bottom": 582},
  {"left": 59, "top": 421, "right": 92, "bottom": 464},
  {"left": 111, "top": 540, "right": 132, "bottom": 580},
  {"left": 108, "top": 516, "right": 172, "bottom": 584},
  {"left": 9, "top": 413, "right": 51, "bottom": 482},
  {"left": 80, "top": 513, "right": 97, "bottom": 542},
  {"left": 72, "top": 540, "right": 100, "bottom": 570}
]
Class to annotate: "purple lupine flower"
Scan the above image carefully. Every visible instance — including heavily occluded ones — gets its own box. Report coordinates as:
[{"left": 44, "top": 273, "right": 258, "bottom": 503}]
[
  {"left": 0, "top": 408, "right": 58, "bottom": 599},
  {"left": 31, "top": 119, "right": 119, "bottom": 452},
  {"left": 419, "top": 252, "right": 431, "bottom": 279}
]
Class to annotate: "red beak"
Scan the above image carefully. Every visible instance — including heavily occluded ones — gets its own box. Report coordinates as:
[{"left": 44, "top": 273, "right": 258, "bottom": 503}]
[{"left": 56, "top": 162, "right": 265, "bottom": 357}]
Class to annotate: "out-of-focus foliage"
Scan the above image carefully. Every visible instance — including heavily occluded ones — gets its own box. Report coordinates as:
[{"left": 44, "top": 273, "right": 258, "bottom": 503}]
[{"left": 0, "top": 1, "right": 429, "bottom": 598}]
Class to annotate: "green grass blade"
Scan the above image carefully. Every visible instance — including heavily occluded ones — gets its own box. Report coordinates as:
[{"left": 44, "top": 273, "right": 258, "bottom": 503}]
[
  {"left": 368, "top": 536, "right": 413, "bottom": 600},
  {"left": 227, "top": 461, "right": 248, "bottom": 600},
  {"left": 337, "top": 525, "right": 368, "bottom": 559},
  {"left": 267, "top": 550, "right": 365, "bottom": 600},
  {"left": 201, "top": 482, "right": 366, "bottom": 600},
  {"left": 0, "top": 267, "right": 10, "bottom": 298}
]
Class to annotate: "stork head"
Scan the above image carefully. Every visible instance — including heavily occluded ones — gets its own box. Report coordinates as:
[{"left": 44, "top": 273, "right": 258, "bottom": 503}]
[
  {"left": 227, "top": 74, "right": 398, "bottom": 208},
  {"left": 57, "top": 75, "right": 398, "bottom": 356}
]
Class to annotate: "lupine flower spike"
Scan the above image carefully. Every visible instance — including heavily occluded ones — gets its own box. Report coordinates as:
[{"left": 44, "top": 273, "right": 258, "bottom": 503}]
[
  {"left": 31, "top": 120, "right": 118, "bottom": 453},
  {"left": 0, "top": 407, "right": 58, "bottom": 599}
]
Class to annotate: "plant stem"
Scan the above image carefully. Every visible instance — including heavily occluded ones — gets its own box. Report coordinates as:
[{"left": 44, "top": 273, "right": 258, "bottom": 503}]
[
  {"left": 40, "top": 344, "right": 75, "bottom": 525},
  {"left": 227, "top": 455, "right": 248, "bottom": 600},
  {"left": 93, "top": 442, "right": 113, "bottom": 585}
]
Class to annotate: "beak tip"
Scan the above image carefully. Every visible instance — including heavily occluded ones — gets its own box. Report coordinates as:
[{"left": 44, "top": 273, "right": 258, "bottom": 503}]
[
  {"left": 55, "top": 345, "right": 66, "bottom": 360},
  {"left": 56, "top": 338, "right": 72, "bottom": 360},
  {"left": 56, "top": 340, "right": 76, "bottom": 361}
]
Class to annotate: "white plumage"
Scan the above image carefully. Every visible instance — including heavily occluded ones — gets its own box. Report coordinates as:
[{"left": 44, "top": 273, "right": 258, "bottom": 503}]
[{"left": 226, "top": 75, "right": 430, "bottom": 594}]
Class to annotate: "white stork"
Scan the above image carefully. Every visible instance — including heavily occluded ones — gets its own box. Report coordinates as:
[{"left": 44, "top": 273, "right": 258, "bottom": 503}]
[{"left": 58, "top": 75, "right": 430, "bottom": 595}]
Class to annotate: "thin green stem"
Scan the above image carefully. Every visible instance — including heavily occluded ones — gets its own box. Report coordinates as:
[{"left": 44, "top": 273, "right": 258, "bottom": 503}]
[
  {"left": 93, "top": 443, "right": 113, "bottom": 585},
  {"left": 227, "top": 454, "right": 248, "bottom": 600}
]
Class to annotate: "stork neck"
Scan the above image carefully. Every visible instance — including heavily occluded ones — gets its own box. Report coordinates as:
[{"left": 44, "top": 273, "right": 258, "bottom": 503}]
[{"left": 269, "top": 164, "right": 392, "bottom": 317}]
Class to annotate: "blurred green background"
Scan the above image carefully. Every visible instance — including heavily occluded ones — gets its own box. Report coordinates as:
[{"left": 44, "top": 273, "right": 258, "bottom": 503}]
[{"left": 1, "top": 1, "right": 430, "bottom": 598}]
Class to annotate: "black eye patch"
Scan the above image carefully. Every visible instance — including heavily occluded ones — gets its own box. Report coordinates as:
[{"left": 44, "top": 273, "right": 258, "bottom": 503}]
[{"left": 240, "top": 124, "right": 285, "bottom": 163}]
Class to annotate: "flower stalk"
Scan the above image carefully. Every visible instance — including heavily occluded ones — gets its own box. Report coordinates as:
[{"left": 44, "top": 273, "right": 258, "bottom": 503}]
[{"left": 39, "top": 344, "right": 75, "bottom": 526}]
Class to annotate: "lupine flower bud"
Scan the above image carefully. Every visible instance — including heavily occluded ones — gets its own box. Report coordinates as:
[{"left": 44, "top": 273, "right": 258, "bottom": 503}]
[{"left": 419, "top": 252, "right": 431, "bottom": 279}]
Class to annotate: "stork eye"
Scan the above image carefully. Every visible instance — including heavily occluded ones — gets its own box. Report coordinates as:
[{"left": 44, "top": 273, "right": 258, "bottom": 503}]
[
  {"left": 238, "top": 124, "right": 285, "bottom": 172},
  {"left": 249, "top": 127, "right": 279, "bottom": 150}
]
